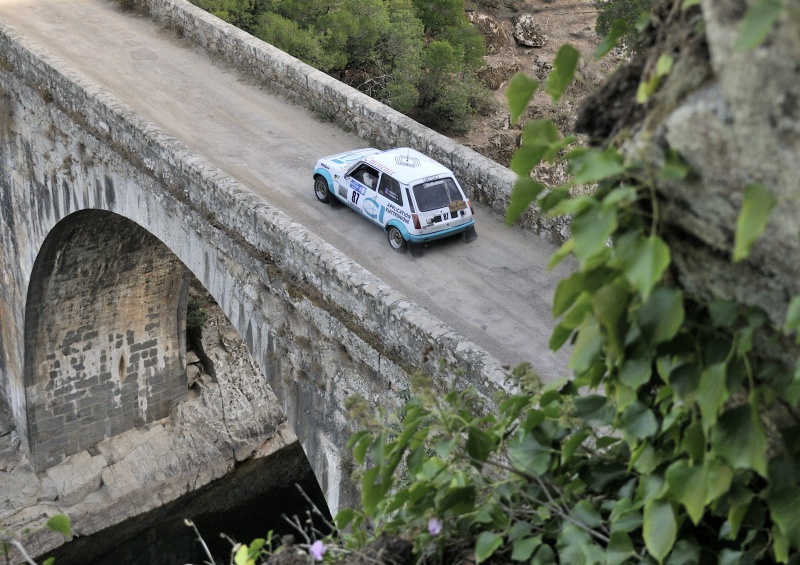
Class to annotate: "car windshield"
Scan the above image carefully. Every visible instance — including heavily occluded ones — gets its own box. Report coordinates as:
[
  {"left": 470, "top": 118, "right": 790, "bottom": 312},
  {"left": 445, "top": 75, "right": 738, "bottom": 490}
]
[{"left": 412, "top": 177, "right": 463, "bottom": 212}]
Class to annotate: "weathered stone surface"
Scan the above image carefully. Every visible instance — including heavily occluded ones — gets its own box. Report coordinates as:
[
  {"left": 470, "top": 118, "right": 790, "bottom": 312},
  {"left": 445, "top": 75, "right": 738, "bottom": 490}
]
[
  {"left": 45, "top": 451, "right": 107, "bottom": 507},
  {"left": 577, "top": 0, "right": 800, "bottom": 355},
  {"left": 512, "top": 14, "right": 547, "bottom": 48}
]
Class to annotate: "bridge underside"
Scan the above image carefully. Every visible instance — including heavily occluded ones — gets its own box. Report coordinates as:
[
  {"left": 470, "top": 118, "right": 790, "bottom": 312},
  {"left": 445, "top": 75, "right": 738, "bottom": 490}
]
[{"left": 24, "top": 210, "right": 189, "bottom": 471}]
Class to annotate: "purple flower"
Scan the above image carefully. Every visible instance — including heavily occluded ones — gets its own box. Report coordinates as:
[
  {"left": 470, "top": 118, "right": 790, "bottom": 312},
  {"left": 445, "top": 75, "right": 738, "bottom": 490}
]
[
  {"left": 310, "top": 540, "right": 326, "bottom": 561},
  {"left": 428, "top": 517, "right": 443, "bottom": 536}
]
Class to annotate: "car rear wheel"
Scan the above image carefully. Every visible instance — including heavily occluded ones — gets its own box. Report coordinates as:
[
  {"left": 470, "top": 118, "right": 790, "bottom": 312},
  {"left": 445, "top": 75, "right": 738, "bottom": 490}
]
[
  {"left": 387, "top": 225, "right": 407, "bottom": 252},
  {"left": 314, "top": 176, "right": 330, "bottom": 203}
]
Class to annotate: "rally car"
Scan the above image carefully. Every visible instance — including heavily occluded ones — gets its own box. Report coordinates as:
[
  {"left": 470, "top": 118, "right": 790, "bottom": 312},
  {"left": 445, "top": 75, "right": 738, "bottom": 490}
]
[{"left": 312, "top": 147, "right": 477, "bottom": 255}]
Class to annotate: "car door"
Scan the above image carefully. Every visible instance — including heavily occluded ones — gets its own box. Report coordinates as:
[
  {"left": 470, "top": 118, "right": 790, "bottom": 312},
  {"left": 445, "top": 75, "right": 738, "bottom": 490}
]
[{"left": 342, "top": 163, "right": 381, "bottom": 222}]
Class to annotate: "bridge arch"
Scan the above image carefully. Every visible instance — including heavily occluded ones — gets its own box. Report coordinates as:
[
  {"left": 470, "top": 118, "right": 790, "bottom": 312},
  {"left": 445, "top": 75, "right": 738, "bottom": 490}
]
[{"left": 24, "top": 210, "right": 190, "bottom": 471}]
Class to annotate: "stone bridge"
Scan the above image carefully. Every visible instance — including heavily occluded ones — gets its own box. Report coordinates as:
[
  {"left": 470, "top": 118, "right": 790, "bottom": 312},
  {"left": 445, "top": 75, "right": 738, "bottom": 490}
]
[{"left": 0, "top": 0, "right": 570, "bottom": 556}]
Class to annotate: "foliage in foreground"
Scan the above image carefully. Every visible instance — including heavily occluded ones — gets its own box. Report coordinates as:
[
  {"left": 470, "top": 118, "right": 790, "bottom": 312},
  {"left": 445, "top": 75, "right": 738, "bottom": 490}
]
[{"left": 324, "top": 3, "right": 798, "bottom": 564}]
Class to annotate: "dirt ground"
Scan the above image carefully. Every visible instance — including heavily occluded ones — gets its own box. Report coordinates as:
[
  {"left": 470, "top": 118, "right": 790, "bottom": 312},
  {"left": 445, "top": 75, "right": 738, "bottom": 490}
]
[{"left": 458, "top": 0, "right": 621, "bottom": 168}]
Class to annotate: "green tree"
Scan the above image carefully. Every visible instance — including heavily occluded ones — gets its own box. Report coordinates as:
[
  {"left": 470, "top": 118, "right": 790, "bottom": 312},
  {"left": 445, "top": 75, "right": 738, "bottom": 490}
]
[
  {"left": 193, "top": 0, "right": 258, "bottom": 31},
  {"left": 252, "top": 12, "right": 341, "bottom": 72},
  {"left": 412, "top": 0, "right": 465, "bottom": 35}
]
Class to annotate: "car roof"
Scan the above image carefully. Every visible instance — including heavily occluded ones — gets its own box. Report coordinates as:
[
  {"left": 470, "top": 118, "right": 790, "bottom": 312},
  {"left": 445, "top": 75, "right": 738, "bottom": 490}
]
[{"left": 362, "top": 148, "right": 454, "bottom": 186}]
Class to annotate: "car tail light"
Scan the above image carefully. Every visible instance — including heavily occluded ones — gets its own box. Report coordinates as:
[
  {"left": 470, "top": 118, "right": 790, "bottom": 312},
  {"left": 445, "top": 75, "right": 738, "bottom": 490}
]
[
  {"left": 467, "top": 199, "right": 474, "bottom": 214},
  {"left": 412, "top": 214, "right": 421, "bottom": 229}
]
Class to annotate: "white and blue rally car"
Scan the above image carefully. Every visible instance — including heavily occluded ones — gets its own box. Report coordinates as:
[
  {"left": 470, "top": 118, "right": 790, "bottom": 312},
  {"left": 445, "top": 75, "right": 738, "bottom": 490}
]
[{"left": 313, "top": 147, "right": 477, "bottom": 255}]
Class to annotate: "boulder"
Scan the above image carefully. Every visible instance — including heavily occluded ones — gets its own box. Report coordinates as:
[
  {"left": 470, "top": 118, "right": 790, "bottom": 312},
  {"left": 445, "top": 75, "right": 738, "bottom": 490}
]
[{"left": 512, "top": 13, "right": 547, "bottom": 48}]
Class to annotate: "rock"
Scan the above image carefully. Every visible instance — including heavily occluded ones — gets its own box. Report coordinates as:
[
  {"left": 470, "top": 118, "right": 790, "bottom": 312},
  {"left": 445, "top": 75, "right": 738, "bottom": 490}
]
[
  {"left": 467, "top": 12, "right": 506, "bottom": 54},
  {"left": 512, "top": 13, "right": 547, "bottom": 48},
  {"left": 187, "top": 362, "right": 201, "bottom": 388},
  {"left": 44, "top": 450, "right": 107, "bottom": 507},
  {"left": 186, "top": 350, "right": 200, "bottom": 364}
]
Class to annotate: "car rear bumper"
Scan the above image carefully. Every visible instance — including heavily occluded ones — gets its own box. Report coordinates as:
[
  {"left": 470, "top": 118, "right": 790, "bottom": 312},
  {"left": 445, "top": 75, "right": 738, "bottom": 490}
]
[{"left": 407, "top": 220, "right": 475, "bottom": 243}]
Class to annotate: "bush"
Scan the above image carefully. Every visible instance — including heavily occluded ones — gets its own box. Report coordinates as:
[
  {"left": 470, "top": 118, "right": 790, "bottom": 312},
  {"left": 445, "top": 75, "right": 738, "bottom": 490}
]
[
  {"left": 193, "top": 0, "right": 257, "bottom": 32},
  {"left": 186, "top": 297, "right": 209, "bottom": 332},
  {"left": 253, "top": 12, "right": 342, "bottom": 72}
]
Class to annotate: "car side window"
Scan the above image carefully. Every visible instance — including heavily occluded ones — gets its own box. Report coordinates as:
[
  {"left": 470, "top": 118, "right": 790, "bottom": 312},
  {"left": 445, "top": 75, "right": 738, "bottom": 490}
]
[
  {"left": 378, "top": 174, "right": 403, "bottom": 206},
  {"left": 350, "top": 164, "right": 379, "bottom": 191}
]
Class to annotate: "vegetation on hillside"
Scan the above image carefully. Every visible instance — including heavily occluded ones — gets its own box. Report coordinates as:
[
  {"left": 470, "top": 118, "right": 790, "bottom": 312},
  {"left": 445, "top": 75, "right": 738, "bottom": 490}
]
[{"left": 190, "top": 0, "right": 492, "bottom": 133}]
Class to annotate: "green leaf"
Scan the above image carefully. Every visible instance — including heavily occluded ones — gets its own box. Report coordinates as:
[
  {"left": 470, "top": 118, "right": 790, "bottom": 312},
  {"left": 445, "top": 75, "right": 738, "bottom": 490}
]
[
  {"left": 734, "top": 0, "right": 782, "bottom": 50},
  {"left": 508, "top": 522, "right": 533, "bottom": 542},
  {"left": 656, "top": 53, "right": 674, "bottom": 76},
  {"left": 553, "top": 272, "right": 588, "bottom": 318},
  {"left": 602, "top": 185, "right": 638, "bottom": 210},
  {"left": 619, "top": 358, "right": 652, "bottom": 389},
  {"left": 593, "top": 281, "right": 630, "bottom": 355},
  {"left": 733, "top": 183, "right": 776, "bottom": 262},
  {"left": 42, "top": 560, "right": 56, "bottom": 565},
  {"left": 569, "top": 316, "right": 603, "bottom": 374},
  {"left": 435, "top": 436, "right": 458, "bottom": 459},
  {"left": 466, "top": 427, "right": 494, "bottom": 464},
  {"left": 507, "top": 72, "right": 540, "bottom": 124},
  {"left": 681, "top": 420, "right": 705, "bottom": 463},
  {"left": 619, "top": 235, "right": 671, "bottom": 301},
  {"left": 607, "top": 531, "right": 635, "bottom": 565},
  {"left": 667, "top": 539, "right": 701, "bottom": 565},
  {"left": 506, "top": 178, "right": 546, "bottom": 225},
  {"left": 361, "top": 467, "right": 385, "bottom": 513},
  {"left": 438, "top": 485, "right": 477, "bottom": 515},
  {"left": 772, "top": 526, "right": 790, "bottom": 563},
  {"left": 636, "top": 73, "right": 661, "bottom": 103},
  {"left": 766, "top": 486, "right": 800, "bottom": 546},
  {"left": 610, "top": 499, "right": 643, "bottom": 533},
  {"left": 659, "top": 149, "right": 690, "bottom": 181},
  {"left": 665, "top": 460, "right": 705, "bottom": 524},
  {"left": 703, "top": 458, "right": 733, "bottom": 504},
  {"left": 711, "top": 403, "right": 768, "bottom": 475},
  {"left": 574, "top": 394, "right": 614, "bottom": 425},
  {"left": 46, "top": 514, "right": 71, "bottom": 538},
  {"left": 572, "top": 204, "right": 617, "bottom": 267},
  {"left": 552, "top": 293, "right": 593, "bottom": 350},
  {"left": 234, "top": 545, "right": 252, "bottom": 565},
  {"left": 785, "top": 294, "right": 800, "bottom": 332},
  {"left": 511, "top": 536, "right": 540, "bottom": 562},
  {"left": 335, "top": 508, "right": 356, "bottom": 529},
  {"left": 572, "top": 499, "right": 603, "bottom": 528},
  {"left": 709, "top": 300, "right": 739, "bottom": 328},
  {"left": 697, "top": 363, "right": 729, "bottom": 433},
  {"left": 619, "top": 401, "right": 659, "bottom": 440},
  {"left": 548, "top": 238, "right": 574, "bottom": 270},
  {"left": 475, "top": 531, "right": 504, "bottom": 564},
  {"left": 594, "top": 18, "right": 630, "bottom": 59},
  {"left": 532, "top": 544, "right": 557, "bottom": 565},
  {"left": 637, "top": 287, "right": 684, "bottom": 346},
  {"left": 643, "top": 500, "right": 677, "bottom": 563},
  {"left": 508, "top": 432, "right": 552, "bottom": 475},
  {"left": 562, "top": 430, "right": 589, "bottom": 463},
  {"left": 510, "top": 119, "right": 560, "bottom": 176},
  {"left": 570, "top": 147, "right": 625, "bottom": 185},
  {"left": 545, "top": 44, "right": 580, "bottom": 103}
]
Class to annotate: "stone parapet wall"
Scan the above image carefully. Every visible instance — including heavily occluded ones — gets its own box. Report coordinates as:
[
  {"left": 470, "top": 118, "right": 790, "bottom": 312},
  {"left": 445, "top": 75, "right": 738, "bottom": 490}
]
[{"left": 131, "top": 0, "right": 570, "bottom": 244}]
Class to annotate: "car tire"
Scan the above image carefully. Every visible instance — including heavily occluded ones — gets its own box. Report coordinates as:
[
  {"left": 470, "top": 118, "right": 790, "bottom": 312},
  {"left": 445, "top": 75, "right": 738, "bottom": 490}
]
[
  {"left": 314, "top": 176, "right": 330, "bottom": 203},
  {"left": 387, "top": 225, "right": 407, "bottom": 252}
]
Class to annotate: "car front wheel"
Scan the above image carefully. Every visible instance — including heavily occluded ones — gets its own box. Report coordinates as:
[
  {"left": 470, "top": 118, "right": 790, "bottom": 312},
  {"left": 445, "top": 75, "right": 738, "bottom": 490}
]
[
  {"left": 314, "top": 176, "right": 330, "bottom": 203},
  {"left": 387, "top": 225, "right": 407, "bottom": 252}
]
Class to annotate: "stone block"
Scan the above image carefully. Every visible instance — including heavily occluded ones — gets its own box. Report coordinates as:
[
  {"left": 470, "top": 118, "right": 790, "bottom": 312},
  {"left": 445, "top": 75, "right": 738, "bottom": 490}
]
[{"left": 44, "top": 450, "right": 107, "bottom": 507}]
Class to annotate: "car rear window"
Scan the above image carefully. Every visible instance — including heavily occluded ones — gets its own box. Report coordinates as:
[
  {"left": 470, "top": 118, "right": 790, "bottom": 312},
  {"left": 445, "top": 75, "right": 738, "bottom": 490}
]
[{"left": 412, "top": 177, "right": 463, "bottom": 212}]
